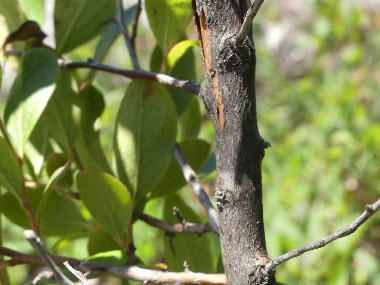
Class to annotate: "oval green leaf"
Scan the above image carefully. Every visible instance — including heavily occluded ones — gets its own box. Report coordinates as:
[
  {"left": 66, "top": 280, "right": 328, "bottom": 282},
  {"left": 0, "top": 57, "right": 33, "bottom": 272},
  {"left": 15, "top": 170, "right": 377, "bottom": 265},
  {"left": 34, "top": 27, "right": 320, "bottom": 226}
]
[
  {"left": 4, "top": 48, "right": 59, "bottom": 157},
  {"left": 42, "top": 70, "right": 81, "bottom": 156},
  {"left": 166, "top": 40, "right": 199, "bottom": 116},
  {"left": 39, "top": 192, "right": 88, "bottom": 236},
  {"left": 76, "top": 171, "right": 132, "bottom": 244},
  {"left": 145, "top": 0, "right": 193, "bottom": 53},
  {"left": 113, "top": 80, "right": 177, "bottom": 201}
]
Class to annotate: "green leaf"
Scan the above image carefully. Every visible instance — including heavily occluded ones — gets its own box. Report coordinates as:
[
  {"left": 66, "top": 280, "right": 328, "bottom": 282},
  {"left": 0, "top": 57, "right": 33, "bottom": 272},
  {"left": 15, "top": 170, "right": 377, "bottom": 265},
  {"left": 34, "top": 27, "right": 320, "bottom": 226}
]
[
  {"left": 166, "top": 40, "right": 199, "bottom": 116},
  {"left": 39, "top": 192, "right": 88, "bottom": 236},
  {"left": 178, "top": 97, "right": 202, "bottom": 140},
  {"left": 87, "top": 228, "right": 121, "bottom": 256},
  {"left": 4, "top": 48, "right": 59, "bottom": 157},
  {"left": 150, "top": 45, "right": 163, "bottom": 73},
  {"left": 74, "top": 85, "right": 111, "bottom": 172},
  {"left": 76, "top": 171, "right": 132, "bottom": 244},
  {"left": 150, "top": 139, "right": 210, "bottom": 199},
  {"left": 87, "top": 250, "right": 127, "bottom": 266},
  {"left": 54, "top": 0, "right": 116, "bottom": 54},
  {"left": 113, "top": 80, "right": 177, "bottom": 201},
  {"left": 36, "top": 160, "right": 73, "bottom": 225},
  {"left": 163, "top": 194, "right": 215, "bottom": 273},
  {"left": 19, "top": 0, "right": 45, "bottom": 25},
  {"left": 145, "top": 0, "right": 193, "bottom": 53},
  {"left": 42, "top": 70, "right": 81, "bottom": 155},
  {"left": 0, "top": 1, "right": 26, "bottom": 32},
  {"left": 24, "top": 119, "right": 53, "bottom": 177},
  {"left": 0, "top": 137, "right": 23, "bottom": 199},
  {"left": 0, "top": 65, "right": 2, "bottom": 89},
  {"left": 0, "top": 187, "right": 42, "bottom": 228},
  {"left": 87, "top": 5, "right": 137, "bottom": 81}
]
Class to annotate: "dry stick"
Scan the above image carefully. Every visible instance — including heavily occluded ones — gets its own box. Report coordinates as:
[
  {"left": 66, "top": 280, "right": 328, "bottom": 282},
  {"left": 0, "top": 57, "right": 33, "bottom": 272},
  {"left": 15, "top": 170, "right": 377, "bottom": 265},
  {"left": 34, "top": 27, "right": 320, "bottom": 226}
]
[
  {"left": 266, "top": 198, "right": 380, "bottom": 271},
  {"left": 116, "top": 0, "right": 140, "bottom": 69},
  {"left": 131, "top": 0, "right": 142, "bottom": 50},
  {"left": 64, "top": 61, "right": 200, "bottom": 95},
  {"left": 63, "top": 262, "right": 88, "bottom": 285},
  {"left": 235, "top": 0, "right": 265, "bottom": 46},
  {"left": 24, "top": 230, "right": 73, "bottom": 285},
  {"left": 139, "top": 213, "right": 213, "bottom": 235},
  {"left": 0, "top": 247, "right": 226, "bottom": 284},
  {"left": 174, "top": 144, "right": 220, "bottom": 234}
]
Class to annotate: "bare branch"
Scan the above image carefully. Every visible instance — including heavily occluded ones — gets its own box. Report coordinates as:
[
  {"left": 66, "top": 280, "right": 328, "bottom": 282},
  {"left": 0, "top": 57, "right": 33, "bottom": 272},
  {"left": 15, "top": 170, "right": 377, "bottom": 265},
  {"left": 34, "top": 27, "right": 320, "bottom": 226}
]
[
  {"left": 24, "top": 230, "right": 73, "bottom": 285},
  {"left": 139, "top": 213, "right": 213, "bottom": 235},
  {"left": 0, "top": 247, "right": 226, "bottom": 284},
  {"left": 131, "top": 0, "right": 142, "bottom": 50},
  {"left": 235, "top": 0, "right": 265, "bottom": 46},
  {"left": 116, "top": 0, "right": 140, "bottom": 69},
  {"left": 174, "top": 144, "right": 220, "bottom": 234},
  {"left": 63, "top": 60, "right": 200, "bottom": 95},
  {"left": 266, "top": 198, "right": 380, "bottom": 271},
  {"left": 63, "top": 261, "right": 89, "bottom": 285}
]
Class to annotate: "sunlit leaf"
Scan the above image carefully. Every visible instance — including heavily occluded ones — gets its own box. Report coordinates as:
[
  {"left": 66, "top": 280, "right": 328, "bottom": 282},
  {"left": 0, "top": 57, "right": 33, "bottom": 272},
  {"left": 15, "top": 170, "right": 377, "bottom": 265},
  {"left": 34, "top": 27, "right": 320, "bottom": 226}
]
[
  {"left": 87, "top": 250, "right": 127, "bottom": 266},
  {"left": 0, "top": 1, "right": 26, "bottom": 32},
  {"left": 145, "top": 0, "right": 193, "bottom": 53},
  {"left": 4, "top": 48, "right": 59, "bottom": 157},
  {"left": 166, "top": 40, "right": 199, "bottom": 116},
  {"left": 113, "top": 80, "right": 177, "bottom": 201},
  {"left": 178, "top": 97, "right": 202, "bottom": 140}
]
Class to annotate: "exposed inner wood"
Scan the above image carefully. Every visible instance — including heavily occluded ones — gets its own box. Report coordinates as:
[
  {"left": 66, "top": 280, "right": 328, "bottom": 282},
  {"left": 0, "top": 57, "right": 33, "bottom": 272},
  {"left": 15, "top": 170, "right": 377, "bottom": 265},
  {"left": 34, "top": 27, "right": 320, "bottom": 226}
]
[{"left": 199, "top": 11, "right": 224, "bottom": 132}]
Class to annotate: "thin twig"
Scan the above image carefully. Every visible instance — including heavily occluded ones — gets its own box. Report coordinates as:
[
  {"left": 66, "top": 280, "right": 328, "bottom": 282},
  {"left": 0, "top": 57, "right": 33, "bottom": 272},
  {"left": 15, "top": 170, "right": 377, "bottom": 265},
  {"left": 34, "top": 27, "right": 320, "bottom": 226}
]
[
  {"left": 116, "top": 0, "right": 140, "bottom": 69},
  {"left": 63, "top": 262, "right": 88, "bottom": 285},
  {"left": 0, "top": 247, "right": 226, "bottom": 284},
  {"left": 139, "top": 213, "right": 213, "bottom": 235},
  {"left": 131, "top": 0, "right": 142, "bottom": 50},
  {"left": 173, "top": 144, "right": 220, "bottom": 234},
  {"left": 64, "top": 60, "right": 200, "bottom": 94},
  {"left": 235, "top": 0, "right": 265, "bottom": 46},
  {"left": 266, "top": 198, "right": 380, "bottom": 271},
  {"left": 32, "top": 271, "right": 54, "bottom": 285},
  {"left": 24, "top": 230, "right": 73, "bottom": 285}
]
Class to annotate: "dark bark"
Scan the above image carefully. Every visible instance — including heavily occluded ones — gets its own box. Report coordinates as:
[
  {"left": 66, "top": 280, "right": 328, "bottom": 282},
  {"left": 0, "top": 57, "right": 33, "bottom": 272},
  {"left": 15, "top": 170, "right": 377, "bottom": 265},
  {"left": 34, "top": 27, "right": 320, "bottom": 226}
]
[{"left": 192, "top": 1, "right": 275, "bottom": 284}]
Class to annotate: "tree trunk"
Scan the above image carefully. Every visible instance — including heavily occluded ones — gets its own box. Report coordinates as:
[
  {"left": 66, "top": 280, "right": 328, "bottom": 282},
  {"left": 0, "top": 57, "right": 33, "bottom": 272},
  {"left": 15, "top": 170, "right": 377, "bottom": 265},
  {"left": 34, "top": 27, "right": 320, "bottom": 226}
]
[{"left": 192, "top": 1, "right": 275, "bottom": 284}]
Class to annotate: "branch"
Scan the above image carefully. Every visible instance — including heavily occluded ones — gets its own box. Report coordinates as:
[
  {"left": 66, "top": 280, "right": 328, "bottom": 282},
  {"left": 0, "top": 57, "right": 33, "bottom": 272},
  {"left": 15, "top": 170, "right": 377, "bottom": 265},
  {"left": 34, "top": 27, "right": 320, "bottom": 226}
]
[
  {"left": 174, "top": 144, "right": 220, "bottom": 234},
  {"left": 24, "top": 230, "right": 73, "bottom": 285},
  {"left": 235, "top": 0, "right": 265, "bottom": 46},
  {"left": 0, "top": 247, "right": 226, "bottom": 284},
  {"left": 63, "top": 60, "right": 200, "bottom": 95},
  {"left": 139, "top": 213, "right": 213, "bottom": 235},
  {"left": 116, "top": 0, "right": 140, "bottom": 69},
  {"left": 266, "top": 198, "right": 380, "bottom": 271},
  {"left": 131, "top": 0, "right": 142, "bottom": 50}
]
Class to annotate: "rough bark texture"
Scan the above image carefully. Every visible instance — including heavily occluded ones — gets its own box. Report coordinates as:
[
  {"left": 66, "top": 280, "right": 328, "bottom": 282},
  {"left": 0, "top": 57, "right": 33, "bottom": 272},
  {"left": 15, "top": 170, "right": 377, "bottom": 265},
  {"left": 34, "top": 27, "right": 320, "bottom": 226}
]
[{"left": 192, "top": 1, "right": 275, "bottom": 284}]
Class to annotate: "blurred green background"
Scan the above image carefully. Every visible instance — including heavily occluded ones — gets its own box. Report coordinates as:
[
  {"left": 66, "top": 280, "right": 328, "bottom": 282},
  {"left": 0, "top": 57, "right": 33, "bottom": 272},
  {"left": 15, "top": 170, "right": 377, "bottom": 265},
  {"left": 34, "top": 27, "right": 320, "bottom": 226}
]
[{"left": 0, "top": 0, "right": 379, "bottom": 284}]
